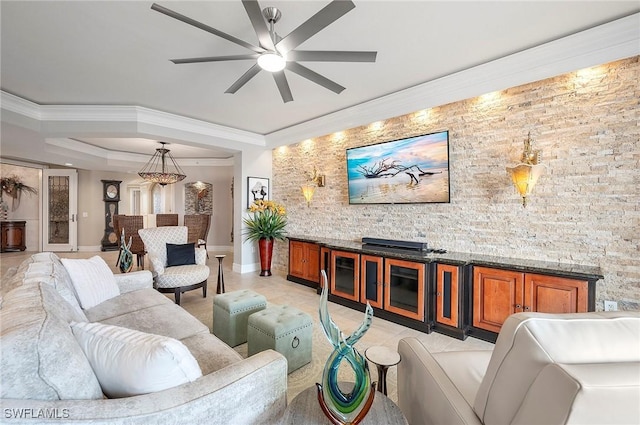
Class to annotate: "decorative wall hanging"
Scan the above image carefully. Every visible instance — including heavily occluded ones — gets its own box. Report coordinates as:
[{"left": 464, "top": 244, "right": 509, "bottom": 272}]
[
  {"left": 185, "top": 182, "right": 213, "bottom": 215},
  {"left": 1, "top": 175, "right": 38, "bottom": 211},
  {"left": 247, "top": 176, "right": 269, "bottom": 208}
]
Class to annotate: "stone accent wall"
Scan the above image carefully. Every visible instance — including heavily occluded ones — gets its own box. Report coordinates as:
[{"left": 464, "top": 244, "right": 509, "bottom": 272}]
[{"left": 272, "top": 57, "right": 639, "bottom": 311}]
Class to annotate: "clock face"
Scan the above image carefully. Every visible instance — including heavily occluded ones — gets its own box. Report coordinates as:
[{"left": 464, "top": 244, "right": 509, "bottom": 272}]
[
  {"left": 108, "top": 232, "right": 118, "bottom": 243},
  {"left": 106, "top": 184, "right": 118, "bottom": 199}
]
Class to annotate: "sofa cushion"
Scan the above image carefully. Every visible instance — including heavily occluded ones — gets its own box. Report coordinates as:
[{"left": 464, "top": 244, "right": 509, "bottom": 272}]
[
  {"left": 0, "top": 282, "right": 103, "bottom": 400},
  {"left": 71, "top": 321, "right": 203, "bottom": 398},
  {"left": 84, "top": 288, "right": 173, "bottom": 322},
  {"left": 99, "top": 302, "right": 209, "bottom": 340},
  {"left": 61, "top": 256, "right": 120, "bottom": 309},
  {"left": 180, "top": 332, "right": 243, "bottom": 375}
]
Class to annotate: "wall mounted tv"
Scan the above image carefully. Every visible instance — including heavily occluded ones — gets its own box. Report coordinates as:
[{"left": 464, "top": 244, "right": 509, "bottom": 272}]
[{"left": 346, "top": 130, "right": 450, "bottom": 204}]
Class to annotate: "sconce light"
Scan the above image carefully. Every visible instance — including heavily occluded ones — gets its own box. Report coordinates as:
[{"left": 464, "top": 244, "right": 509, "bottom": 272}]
[
  {"left": 301, "top": 167, "right": 325, "bottom": 206},
  {"left": 506, "top": 132, "right": 545, "bottom": 207},
  {"left": 301, "top": 184, "right": 316, "bottom": 207}
]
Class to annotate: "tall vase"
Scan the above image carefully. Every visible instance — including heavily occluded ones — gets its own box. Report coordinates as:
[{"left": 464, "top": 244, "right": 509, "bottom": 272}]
[{"left": 258, "top": 237, "right": 274, "bottom": 276}]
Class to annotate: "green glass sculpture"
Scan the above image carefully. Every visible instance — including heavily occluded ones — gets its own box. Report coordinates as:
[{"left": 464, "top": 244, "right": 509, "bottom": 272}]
[
  {"left": 317, "top": 271, "right": 375, "bottom": 425},
  {"left": 117, "top": 229, "right": 133, "bottom": 273}
]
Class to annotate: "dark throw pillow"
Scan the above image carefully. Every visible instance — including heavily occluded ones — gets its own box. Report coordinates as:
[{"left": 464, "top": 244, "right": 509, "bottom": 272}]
[{"left": 166, "top": 243, "right": 196, "bottom": 267}]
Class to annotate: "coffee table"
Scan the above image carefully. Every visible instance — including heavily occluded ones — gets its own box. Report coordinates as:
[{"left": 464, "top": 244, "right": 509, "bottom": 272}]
[{"left": 280, "top": 383, "right": 407, "bottom": 424}]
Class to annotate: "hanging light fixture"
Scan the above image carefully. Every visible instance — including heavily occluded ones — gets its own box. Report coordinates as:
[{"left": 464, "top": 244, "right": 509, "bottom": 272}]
[
  {"left": 506, "top": 133, "right": 545, "bottom": 207},
  {"left": 138, "top": 142, "right": 186, "bottom": 186}
]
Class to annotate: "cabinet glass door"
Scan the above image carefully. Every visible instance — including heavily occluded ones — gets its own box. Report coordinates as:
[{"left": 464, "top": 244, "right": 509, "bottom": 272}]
[
  {"left": 361, "top": 255, "right": 383, "bottom": 308},
  {"left": 384, "top": 259, "right": 425, "bottom": 321},
  {"left": 330, "top": 251, "right": 359, "bottom": 302}
]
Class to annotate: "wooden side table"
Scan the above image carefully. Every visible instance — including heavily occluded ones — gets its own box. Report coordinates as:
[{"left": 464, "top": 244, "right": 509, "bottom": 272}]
[
  {"left": 1, "top": 221, "right": 26, "bottom": 252},
  {"left": 280, "top": 383, "right": 407, "bottom": 424},
  {"left": 365, "top": 346, "right": 401, "bottom": 395}
]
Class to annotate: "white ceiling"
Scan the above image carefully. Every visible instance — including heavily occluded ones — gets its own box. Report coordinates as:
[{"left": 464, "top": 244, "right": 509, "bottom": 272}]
[{"left": 1, "top": 1, "right": 639, "bottom": 170}]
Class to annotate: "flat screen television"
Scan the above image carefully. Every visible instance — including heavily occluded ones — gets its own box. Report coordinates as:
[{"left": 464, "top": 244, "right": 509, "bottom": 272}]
[{"left": 346, "top": 130, "right": 450, "bottom": 204}]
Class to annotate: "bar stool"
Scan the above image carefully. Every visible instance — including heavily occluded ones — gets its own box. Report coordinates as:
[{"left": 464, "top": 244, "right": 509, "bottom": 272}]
[{"left": 215, "top": 255, "right": 226, "bottom": 294}]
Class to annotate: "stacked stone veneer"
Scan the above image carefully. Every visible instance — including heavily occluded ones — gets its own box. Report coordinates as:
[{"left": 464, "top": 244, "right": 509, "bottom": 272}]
[{"left": 272, "top": 57, "right": 639, "bottom": 311}]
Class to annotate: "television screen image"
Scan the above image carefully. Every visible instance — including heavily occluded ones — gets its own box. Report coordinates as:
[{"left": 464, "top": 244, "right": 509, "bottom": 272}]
[{"left": 346, "top": 130, "right": 450, "bottom": 204}]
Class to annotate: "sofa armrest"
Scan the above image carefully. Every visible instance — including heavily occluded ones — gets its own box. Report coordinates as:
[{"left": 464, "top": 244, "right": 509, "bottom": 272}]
[
  {"left": 0, "top": 350, "right": 288, "bottom": 425},
  {"left": 512, "top": 362, "right": 640, "bottom": 425},
  {"left": 398, "top": 337, "right": 487, "bottom": 425},
  {"left": 113, "top": 270, "right": 153, "bottom": 294}
]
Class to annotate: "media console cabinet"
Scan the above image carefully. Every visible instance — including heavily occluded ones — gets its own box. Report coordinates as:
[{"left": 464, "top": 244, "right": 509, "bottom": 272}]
[{"left": 287, "top": 236, "right": 603, "bottom": 342}]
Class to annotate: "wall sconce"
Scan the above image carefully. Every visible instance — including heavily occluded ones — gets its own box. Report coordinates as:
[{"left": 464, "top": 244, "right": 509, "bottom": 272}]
[
  {"left": 506, "top": 133, "right": 545, "bottom": 207},
  {"left": 301, "top": 184, "right": 316, "bottom": 207},
  {"left": 301, "top": 167, "right": 325, "bottom": 206}
]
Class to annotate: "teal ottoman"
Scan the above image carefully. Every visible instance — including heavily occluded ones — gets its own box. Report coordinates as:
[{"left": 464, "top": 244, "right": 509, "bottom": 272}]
[
  {"left": 248, "top": 305, "right": 313, "bottom": 373},
  {"left": 213, "top": 290, "right": 267, "bottom": 347}
]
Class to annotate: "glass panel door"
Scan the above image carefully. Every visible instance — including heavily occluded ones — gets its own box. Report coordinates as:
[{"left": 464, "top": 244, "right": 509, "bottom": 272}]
[
  {"left": 42, "top": 169, "right": 77, "bottom": 251},
  {"left": 384, "top": 259, "right": 425, "bottom": 321},
  {"left": 330, "top": 250, "right": 359, "bottom": 302},
  {"left": 361, "top": 255, "right": 383, "bottom": 308}
]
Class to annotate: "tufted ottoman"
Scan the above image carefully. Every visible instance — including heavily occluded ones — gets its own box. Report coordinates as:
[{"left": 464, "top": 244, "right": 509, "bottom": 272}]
[
  {"left": 248, "top": 305, "right": 313, "bottom": 373},
  {"left": 213, "top": 290, "right": 267, "bottom": 347}
]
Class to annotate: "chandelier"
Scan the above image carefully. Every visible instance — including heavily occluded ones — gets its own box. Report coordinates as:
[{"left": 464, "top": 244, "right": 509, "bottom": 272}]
[{"left": 138, "top": 142, "right": 186, "bottom": 186}]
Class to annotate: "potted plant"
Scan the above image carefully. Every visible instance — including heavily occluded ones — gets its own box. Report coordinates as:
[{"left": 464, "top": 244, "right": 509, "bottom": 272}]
[{"left": 243, "top": 200, "right": 287, "bottom": 276}]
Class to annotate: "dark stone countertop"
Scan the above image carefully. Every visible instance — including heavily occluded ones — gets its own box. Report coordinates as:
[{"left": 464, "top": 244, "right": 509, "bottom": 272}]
[{"left": 287, "top": 235, "right": 604, "bottom": 282}]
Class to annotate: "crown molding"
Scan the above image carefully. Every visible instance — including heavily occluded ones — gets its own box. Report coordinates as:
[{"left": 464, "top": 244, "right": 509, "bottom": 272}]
[
  {"left": 44, "top": 138, "right": 234, "bottom": 167},
  {"left": 1, "top": 92, "right": 265, "bottom": 147},
  {"left": 264, "top": 12, "right": 640, "bottom": 147}
]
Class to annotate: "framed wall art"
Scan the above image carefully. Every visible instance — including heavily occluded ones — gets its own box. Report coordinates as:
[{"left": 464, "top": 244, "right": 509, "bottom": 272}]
[{"left": 247, "top": 176, "right": 269, "bottom": 208}]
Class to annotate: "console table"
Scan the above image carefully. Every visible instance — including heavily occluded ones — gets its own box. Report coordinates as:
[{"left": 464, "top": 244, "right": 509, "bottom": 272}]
[
  {"left": 1, "top": 220, "right": 26, "bottom": 252},
  {"left": 287, "top": 236, "right": 604, "bottom": 342}
]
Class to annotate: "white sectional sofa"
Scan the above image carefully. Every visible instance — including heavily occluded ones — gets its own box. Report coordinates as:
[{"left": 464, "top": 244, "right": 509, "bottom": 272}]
[
  {"left": 397, "top": 311, "right": 640, "bottom": 425},
  {"left": 0, "top": 252, "right": 288, "bottom": 424}
]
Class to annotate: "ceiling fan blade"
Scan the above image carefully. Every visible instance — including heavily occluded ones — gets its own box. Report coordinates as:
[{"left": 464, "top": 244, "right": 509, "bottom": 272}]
[
  {"left": 151, "top": 3, "right": 264, "bottom": 54},
  {"left": 242, "top": 0, "right": 276, "bottom": 51},
  {"left": 287, "top": 51, "right": 377, "bottom": 62},
  {"left": 171, "top": 54, "right": 259, "bottom": 64},
  {"left": 272, "top": 72, "right": 293, "bottom": 103},
  {"left": 287, "top": 62, "right": 345, "bottom": 94},
  {"left": 225, "top": 63, "right": 262, "bottom": 94},
  {"left": 276, "top": 0, "right": 355, "bottom": 53}
]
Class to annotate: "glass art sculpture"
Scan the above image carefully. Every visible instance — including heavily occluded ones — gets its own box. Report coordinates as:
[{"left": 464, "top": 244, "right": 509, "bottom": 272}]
[
  {"left": 117, "top": 229, "right": 133, "bottom": 273},
  {"left": 317, "top": 271, "right": 375, "bottom": 425}
]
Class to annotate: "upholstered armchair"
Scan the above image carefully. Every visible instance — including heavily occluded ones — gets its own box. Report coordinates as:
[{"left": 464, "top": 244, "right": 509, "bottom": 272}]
[{"left": 138, "top": 226, "right": 209, "bottom": 305}]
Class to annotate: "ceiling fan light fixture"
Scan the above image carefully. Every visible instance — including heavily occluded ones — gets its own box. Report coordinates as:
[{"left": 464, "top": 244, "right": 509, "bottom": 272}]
[{"left": 258, "top": 51, "right": 286, "bottom": 72}]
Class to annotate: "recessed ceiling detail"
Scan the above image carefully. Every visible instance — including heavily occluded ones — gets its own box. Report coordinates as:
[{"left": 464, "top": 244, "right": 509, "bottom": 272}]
[{"left": 151, "top": 1, "right": 377, "bottom": 103}]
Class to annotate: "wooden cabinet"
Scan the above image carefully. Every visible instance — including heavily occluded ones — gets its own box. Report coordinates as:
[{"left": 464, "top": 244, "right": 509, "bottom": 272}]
[
  {"left": 331, "top": 250, "right": 360, "bottom": 302},
  {"left": 435, "top": 264, "right": 460, "bottom": 328},
  {"left": 330, "top": 252, "right": 426, "bottom": 322},
  {"left": 384, "top": 259, "right": 426, "bottom": 321},
  {"left": 473, "top": 266, "right": 589, "bottom": 333},
  {"left": 1, "top": 221, "right": 26, "bottom": 252},
  {"left": 526, "top": 273, "right": 588, "bottom": 314},
  {"left": 288, "top": 240, "right": 320, "bottom": 286},
  {"left": 361, "top": 255, "right": 383, "bottom": 308}
]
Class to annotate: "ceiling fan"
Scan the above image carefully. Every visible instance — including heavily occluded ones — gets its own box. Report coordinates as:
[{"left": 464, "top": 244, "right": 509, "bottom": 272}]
[{"left": 151, "top": 1, "right": 377, "bottom": 103}]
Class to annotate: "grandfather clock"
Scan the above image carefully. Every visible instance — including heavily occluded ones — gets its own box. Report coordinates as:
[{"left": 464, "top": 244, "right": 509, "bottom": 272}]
[{"left": 100, "top": 180, "right": 121, "bottom": 251}]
